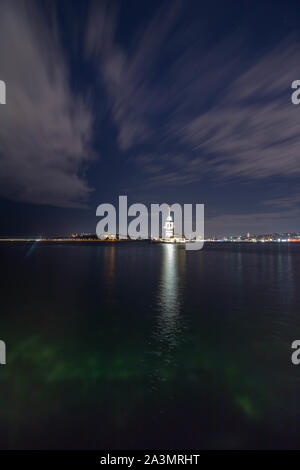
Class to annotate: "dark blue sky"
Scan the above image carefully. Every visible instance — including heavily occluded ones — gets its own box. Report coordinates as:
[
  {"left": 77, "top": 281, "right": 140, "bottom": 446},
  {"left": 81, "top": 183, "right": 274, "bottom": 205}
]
[{"left": 1, "top": 0, "right": 300, "bottom": 236}]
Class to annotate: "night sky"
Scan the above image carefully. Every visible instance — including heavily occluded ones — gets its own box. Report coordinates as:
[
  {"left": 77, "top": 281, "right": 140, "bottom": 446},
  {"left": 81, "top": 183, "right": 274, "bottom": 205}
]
[{"left": 1, "top": 0, "right": 300, "bottom": 237}]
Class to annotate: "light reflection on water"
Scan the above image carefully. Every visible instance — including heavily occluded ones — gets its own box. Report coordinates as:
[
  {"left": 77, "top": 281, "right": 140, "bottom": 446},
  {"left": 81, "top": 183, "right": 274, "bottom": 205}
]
[
  {"left": 25, "top": 240, "right": 40, "bottom": 257},
  {"left": 156, "top": 244, "right": 182, "bottom": 348},
  {"left": 149, "top": 245, "right": 188, "bottom": 387}
]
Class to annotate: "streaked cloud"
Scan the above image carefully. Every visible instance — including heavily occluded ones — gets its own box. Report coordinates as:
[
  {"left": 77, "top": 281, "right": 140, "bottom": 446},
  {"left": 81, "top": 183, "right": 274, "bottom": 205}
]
[
  {"left": 86, "top": 11, "right": 300, "bottom": 188},
  {"left": 2, "top": 0, "right": 300, "bottom": 219},
  {"left": 0, "top": 0, "right": 94, "bottom": 208},
  {"left": 86, "top": 0, "right": 182, "bottom": 150},
  {"left": 176, "top": 38, "right": 300, "bottom": 181},
  {"left": 263, "top": 193, "right": 300, "bottom": 208}
]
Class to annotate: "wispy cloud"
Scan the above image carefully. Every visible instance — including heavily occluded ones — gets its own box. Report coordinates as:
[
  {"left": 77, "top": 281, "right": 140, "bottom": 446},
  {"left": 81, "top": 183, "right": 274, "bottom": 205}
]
[
  {"left": 135, "top": 153, "right": 209, "bottom": 188},
  {"left": 263, "top": 192, "right": 300, "bottom": 208},
  {"left": 87, "top": 9, "right": 300, "bottom": 188},
  {"left": 0, "top": 0, "right": 94, "bottom": 208},
  {"left": 178, "top": 38, "right": 300, "bottom": 181},
  {"left": 86, "top": 0, "right": 182, "bottom": 150}
]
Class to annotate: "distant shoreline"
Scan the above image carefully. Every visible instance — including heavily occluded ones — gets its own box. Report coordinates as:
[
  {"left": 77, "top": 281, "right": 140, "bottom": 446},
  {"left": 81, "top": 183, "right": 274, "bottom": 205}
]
[{"left": 0, "top": 238, "right": 300, "bottom": 244}]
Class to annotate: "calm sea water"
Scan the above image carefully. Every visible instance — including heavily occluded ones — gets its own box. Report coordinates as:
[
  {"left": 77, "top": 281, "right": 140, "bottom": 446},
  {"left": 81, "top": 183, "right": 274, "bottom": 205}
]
[{"left": 1, "top": 241, "right": 300, "bottom": 449}]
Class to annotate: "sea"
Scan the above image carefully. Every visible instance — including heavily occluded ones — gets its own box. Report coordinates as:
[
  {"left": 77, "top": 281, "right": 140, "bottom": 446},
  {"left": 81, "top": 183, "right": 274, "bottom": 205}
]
[{"left": 0, "top": 241, "right": 300, "bottom": 449}]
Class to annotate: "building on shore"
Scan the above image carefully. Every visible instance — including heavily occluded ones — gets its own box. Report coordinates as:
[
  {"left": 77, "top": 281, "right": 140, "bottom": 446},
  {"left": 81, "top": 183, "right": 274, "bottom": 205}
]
[
  {"left": 162, "top": 206, "right": 186, "bottom": 244},
  {"left": 164, "top": 205, "right": 174, "bottom": 239}
]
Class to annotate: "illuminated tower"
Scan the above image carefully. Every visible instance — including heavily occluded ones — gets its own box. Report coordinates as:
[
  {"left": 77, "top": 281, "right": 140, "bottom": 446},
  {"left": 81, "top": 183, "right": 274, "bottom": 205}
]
[{"left": 164, "top": 205, "right": 174, "bottom": 238}]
